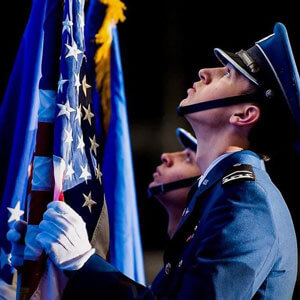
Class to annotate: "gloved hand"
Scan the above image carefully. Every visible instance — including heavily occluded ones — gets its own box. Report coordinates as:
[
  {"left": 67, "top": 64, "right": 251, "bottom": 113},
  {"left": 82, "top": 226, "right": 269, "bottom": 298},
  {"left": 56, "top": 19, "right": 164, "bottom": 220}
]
[
  {"left": 36, "top": 201, "right": 95, "bottom": 271},
  {"left": 6, "top": 220, "right": 27, "bottom": 268}
]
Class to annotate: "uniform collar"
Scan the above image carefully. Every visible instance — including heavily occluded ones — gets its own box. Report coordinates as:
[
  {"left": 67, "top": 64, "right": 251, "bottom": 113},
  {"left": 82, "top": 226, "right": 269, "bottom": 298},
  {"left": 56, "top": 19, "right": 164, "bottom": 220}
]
[
  {"left": 196, "top": 149, "right": 264, "bottom": 196},
  {"left": 178, "top": 150, "right": 265, "bottom": 230},
  {"left": 197, "top": 152, "right": 237, "bottom": 188}
]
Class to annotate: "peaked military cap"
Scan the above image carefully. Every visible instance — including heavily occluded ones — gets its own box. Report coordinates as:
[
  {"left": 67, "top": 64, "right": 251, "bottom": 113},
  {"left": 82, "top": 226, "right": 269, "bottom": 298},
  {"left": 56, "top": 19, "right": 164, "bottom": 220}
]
[{"left": 214, "top": 22, "right": 300, "bottom": 135}]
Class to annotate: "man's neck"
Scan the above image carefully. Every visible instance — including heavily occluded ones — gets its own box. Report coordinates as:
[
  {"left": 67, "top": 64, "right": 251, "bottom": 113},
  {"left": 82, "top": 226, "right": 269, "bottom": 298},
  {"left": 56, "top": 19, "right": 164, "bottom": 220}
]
[
  {"left": 194, "top": 129, "right": 247, "bottom": 174},
  {"left": 167, "top": 207, "right": 184, "bottom": 238}
]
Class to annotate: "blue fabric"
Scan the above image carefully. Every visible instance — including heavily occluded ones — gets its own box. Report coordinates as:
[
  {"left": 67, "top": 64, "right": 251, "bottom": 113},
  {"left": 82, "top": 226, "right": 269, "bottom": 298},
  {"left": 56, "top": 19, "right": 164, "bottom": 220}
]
[
  {"left": 0, "top": 0, "right": 47, "bottom": 284},
  {"left": 257, "top": 23, "right": 300, "bottom": 134},
  {"left": 62, "top": 254, "right": 146, "bottom": 300},
  {"left": 152, "top": 150, "right": 297, "bottom": 299},
  {"left": 103, "top": 28, "right": 145, "bottom": 284},
  {"left": 62, "top": 150, "right": 297, "bottom": 299},
  {"left": 85, "top": 0, "right": 145, "bottom": 284}
]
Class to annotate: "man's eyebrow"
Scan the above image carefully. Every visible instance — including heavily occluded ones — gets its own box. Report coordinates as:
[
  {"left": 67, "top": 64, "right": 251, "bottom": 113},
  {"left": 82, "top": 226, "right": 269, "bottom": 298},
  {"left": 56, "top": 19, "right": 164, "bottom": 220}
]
[
  {"left": 185, "top": 149, "right": 192, "bottom": 157},
  {"left": 226, "top": 63, "right": 234, "bottom": 70}
]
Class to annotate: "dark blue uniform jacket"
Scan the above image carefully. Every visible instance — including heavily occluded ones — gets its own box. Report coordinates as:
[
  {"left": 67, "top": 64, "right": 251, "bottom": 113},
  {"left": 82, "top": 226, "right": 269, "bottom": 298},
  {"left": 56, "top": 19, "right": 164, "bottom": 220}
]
[{"left": 62, "top": 150, "right": 297, "bottom": 300}]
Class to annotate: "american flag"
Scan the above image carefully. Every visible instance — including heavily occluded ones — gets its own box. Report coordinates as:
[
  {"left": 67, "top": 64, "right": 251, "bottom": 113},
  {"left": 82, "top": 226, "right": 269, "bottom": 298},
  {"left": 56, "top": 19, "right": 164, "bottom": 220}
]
[
  {"left": 0, "top": 0, "right": 144, "bottom": 297},
  {"left": 17, "top": 0, "right": 108, "bottom": 298},
  {"left": 53, "top": 0, "right": 105, "bottom": 239}
]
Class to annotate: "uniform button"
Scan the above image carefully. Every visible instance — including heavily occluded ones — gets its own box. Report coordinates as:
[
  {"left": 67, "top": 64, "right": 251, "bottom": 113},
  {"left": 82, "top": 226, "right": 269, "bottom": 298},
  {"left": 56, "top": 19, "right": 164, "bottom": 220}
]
[
  {"left": 178, "top": 260, "right": 183, "bottom": 268},
  {"left": 165, "top": 262, "right": 171, "bottom": 275}
]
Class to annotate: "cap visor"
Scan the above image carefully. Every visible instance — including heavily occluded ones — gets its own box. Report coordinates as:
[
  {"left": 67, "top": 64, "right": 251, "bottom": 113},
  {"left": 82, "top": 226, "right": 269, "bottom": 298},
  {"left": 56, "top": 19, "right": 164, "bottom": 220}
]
[
  {"left": 214, "top": 48, "right": 259, "bottom": 86},
  {"left": 176, "top": 128, "right": 197, "bottom": 152}
]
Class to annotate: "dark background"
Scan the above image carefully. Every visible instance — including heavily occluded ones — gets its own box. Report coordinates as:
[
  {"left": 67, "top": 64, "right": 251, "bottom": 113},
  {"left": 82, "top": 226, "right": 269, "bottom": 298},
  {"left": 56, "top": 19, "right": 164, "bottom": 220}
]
[{"left": 1, "top": 1, "right": 300, "bottom": 296}]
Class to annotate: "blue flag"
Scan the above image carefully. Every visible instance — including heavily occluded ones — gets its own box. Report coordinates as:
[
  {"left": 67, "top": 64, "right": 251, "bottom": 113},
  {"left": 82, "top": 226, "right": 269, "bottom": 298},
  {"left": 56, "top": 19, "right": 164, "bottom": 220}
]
[{"left": 0, "top": 0, "right": 47, "bottom": 285}]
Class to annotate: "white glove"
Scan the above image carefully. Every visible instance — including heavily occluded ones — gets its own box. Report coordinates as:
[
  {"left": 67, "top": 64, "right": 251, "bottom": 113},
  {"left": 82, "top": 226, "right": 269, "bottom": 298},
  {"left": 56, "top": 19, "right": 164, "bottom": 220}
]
[
  {"left": 6, "top": 220, "right": 27, "bottom": 268},
  {"left": 36, "top": 201, "right": 95, "bottom": 271}
]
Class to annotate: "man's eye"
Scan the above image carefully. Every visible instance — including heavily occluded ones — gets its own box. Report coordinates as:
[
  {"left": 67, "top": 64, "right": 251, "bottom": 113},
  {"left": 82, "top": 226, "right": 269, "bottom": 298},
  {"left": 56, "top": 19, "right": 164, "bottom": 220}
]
[
  {"left": 186, "top": 153, "right": 191, "bottom": 163},
  {"left": 224, "top": 69, "right": 231, "bottom": 78}
]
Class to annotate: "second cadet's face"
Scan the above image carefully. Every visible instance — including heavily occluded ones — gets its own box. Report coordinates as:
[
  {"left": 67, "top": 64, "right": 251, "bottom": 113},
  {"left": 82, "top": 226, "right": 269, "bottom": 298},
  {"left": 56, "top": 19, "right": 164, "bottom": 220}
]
[
  {"left": 180, "top": 64, "right": 255, "bottom": 108},
  {"left": 148, "top": 149, "right": 200, "bottom": 189}
]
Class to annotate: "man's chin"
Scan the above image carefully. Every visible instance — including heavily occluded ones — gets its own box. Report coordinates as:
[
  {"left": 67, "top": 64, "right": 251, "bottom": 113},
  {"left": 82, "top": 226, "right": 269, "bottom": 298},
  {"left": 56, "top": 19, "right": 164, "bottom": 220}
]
[
  {"left": 148, "top": 180, "right": 164, "bottom": 188},
  {"left": 179, "top": 98, "right": 188, "bottom": 107},
  {"left": 148, "top": 181, "right": 157, "bottom": 189}
]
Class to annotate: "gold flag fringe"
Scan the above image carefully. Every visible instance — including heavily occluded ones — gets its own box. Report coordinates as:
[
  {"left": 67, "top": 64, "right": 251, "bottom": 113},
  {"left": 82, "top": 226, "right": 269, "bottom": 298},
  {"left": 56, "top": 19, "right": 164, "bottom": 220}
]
[{"left": 94, "top": 0, "right": 126, "bottom": 134}]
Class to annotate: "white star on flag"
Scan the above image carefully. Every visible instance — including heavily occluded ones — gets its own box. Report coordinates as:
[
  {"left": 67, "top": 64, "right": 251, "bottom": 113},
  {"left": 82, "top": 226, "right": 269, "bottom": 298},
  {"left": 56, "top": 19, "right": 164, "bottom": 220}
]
[
  {"left": 82, "top": 192, "right": 97, "bottom": 213},
  {"left": 64, "top": 128, "right": 73, "bottom": 145},
  {"left": 96, "top": 164, "right": 103, "bottom": 184},
  {"left": 77, "top": 134, "right": 85, "bottom": 154},
  {"left": 82, "top": 75, "right": 91, "bottom": 97},
  {"left": 83, "top": 104, "right": 94, "bottom": 126},
  {"left": 79, "top": 164, "right": 91, "bottom": 182},
  {"left": 58, "top": 74, "right": 68, "bottom": 93},
  {"left": 7, "top": 201, "right": 24, "bottom": 223},
  {"left": 74, "top": 73, "right": 81, "bottom": 95},
  {"left": 62, "top": 14, "right": 73, "bottom": 33},
  {"left": 65, "top": 41, "right": 83, "bottom": 61},
  {"left": 65, "top": 162, "right": 75, "bottom": 181},
  {"left": 57, "top": 99, "right": 75, "bottom": 120},
  {"left": 89, "top": 135, "right": 99, "bottom": 156}
]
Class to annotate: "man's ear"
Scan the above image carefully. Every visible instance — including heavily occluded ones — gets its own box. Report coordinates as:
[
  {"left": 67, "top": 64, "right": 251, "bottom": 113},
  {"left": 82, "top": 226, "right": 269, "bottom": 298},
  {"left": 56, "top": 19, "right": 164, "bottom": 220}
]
[{"left": 229, "top": 105, "right": 260, "bottom": 127}]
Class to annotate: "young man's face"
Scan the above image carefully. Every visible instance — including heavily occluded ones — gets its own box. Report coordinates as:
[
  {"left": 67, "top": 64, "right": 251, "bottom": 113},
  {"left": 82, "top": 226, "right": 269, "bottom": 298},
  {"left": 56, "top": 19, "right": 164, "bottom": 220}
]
[
  {"left": 180, "top": 64, "right": 254, "bottom": 108},
  {"left": 149, "top": 149, "right": 200, "bottom": 189}
]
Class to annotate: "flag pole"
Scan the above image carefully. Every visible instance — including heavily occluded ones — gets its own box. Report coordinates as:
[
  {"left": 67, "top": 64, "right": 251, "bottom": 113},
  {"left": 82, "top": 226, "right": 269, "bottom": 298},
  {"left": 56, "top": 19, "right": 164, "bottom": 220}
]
[{"left": 17, "top": 101, "right": 56, "bottom": 300}]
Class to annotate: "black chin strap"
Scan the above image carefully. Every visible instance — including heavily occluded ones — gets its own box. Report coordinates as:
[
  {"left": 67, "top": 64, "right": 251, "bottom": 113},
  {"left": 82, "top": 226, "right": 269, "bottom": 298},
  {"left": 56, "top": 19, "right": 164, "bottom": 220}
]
[
  {"left": 147, "top": 176, "right": 200, "bottom": 198},
  {"left": 177, "top": 93, "right": 261, "bottom": 116}
]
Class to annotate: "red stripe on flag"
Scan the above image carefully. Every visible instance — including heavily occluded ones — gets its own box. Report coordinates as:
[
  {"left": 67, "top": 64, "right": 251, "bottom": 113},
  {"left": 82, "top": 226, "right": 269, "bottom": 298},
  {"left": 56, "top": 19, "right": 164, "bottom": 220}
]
[
  {"left": 28, "top": 191, "right": 53, "bottom": 225},
  {"left": 59, "top": 191, "right": 64, "bottom": 201},
  {"left": 35, "top": 122, "right": 54, "bottom": 157}
]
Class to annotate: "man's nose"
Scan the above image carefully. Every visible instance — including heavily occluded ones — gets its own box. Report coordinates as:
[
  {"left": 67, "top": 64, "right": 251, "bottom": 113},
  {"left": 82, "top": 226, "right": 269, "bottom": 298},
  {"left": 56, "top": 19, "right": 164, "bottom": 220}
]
[
  {"left": 161, "top": 153, "right": 173, "bottom": 167},
  {"left": 198, "top": 67, "right": 225, "bottom": 84},
  {"left": 198, "top": 68, "right": 212, "bottom": 84}
]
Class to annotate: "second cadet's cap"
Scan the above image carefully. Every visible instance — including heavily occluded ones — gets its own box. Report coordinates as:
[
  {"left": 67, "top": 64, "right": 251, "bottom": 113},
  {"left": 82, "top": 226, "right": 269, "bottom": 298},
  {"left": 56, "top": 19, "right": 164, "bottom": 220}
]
[
  {"left": 176, "top": 128, "right": 197, "bottom": 152},
  {"left": 214, "top": 22, "right": 300, "bottom": 136}
]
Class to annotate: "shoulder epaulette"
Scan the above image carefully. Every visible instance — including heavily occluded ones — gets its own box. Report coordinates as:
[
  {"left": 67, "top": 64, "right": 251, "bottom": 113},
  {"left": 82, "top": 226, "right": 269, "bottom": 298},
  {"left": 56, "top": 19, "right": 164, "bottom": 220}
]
[{"left": 222, "top": 163, "right": 255, "bottom": 186}]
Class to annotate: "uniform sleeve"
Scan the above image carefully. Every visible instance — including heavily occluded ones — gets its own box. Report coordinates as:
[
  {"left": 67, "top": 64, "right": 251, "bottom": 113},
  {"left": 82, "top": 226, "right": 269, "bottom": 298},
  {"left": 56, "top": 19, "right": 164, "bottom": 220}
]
[
  {"left": 62, "top": 254, "right": 154, "bottom": 300},
  {"left": 177, "top": 181, "right": 278, "bottom": 300}
]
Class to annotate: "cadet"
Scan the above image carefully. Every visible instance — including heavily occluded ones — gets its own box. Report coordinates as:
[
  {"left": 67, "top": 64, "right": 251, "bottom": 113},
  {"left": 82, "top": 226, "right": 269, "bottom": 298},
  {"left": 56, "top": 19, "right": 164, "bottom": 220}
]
[
  {"left": 148, "top": 128, "right": 200, "bottom": 238},
  {"left": 9, "top": 23, "right": 299, "bottom": 299}
]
